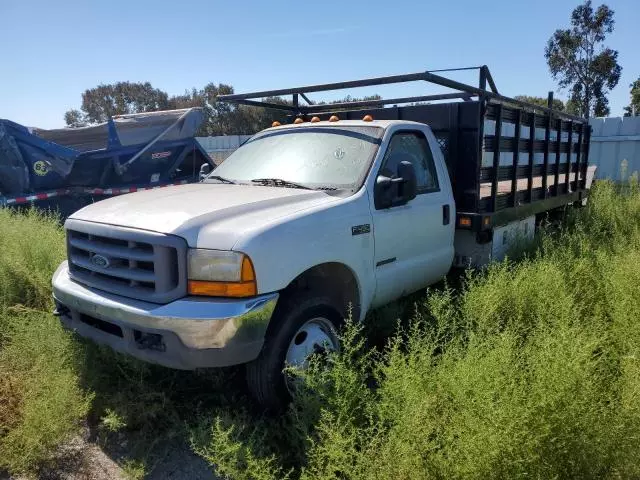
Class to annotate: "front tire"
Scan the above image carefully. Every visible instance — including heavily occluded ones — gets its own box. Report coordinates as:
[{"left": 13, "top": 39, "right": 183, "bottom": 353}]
[{"left": 245, "top": 295, "right": 341, "bottom": 410}]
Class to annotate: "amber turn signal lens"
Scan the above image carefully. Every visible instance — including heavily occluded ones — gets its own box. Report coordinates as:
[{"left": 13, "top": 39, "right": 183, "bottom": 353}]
[
  {"left": 310, "top": 116, "right": 321, "bottom": 123},
  {"left": 459, "top": 216, "right": 472, "bottom": 227},
  {"left": 188, "top": 255, "right": 257, "bottom": 298},
  {"left": 294, "top": 117, "right": 304, "bottom": 124},
  {"left": 272, "top": 121, "right": 281, "bottom": 127},
  {"left": 188, "top": 280, "right": 257, "bottom": 298},
  {"left": 241, "top": 256, "right": 255, "bottom": 282}
]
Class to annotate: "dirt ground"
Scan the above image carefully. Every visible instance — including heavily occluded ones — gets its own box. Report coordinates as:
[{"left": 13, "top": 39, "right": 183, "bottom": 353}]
[{"left": 5, "top": 436, "right": 218, "bottom": 480}]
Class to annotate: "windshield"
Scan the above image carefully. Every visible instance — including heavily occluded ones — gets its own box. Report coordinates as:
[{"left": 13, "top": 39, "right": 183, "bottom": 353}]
[{"left": 206, "top": 126, "right": 382, "bottom": 189}]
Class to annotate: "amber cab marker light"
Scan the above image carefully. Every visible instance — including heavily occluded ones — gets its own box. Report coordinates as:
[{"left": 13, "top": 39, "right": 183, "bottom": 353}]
[
  {"left": 310, "top": 116, "right": 321, "bottom": 123},
  {"left": 294, "top": 117, "right": 304, "bottom": 124},
  {"left": 363, "top": 114, "right": 373, "bottom": 122},
  {"left": 271, "top": 121, "right": 281, "bottom": 127},
  {"left": 329, "top": 115, "right": 339, "bottom": 122}
]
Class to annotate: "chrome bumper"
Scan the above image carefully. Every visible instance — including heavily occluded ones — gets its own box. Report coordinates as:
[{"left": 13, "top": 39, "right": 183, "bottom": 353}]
[{"left": 52, "top": 261, "right": 278, "bottom": 369}]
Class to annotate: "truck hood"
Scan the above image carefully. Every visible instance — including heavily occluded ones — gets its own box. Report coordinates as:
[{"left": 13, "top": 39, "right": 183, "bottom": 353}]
[{"left": 70, "top": 183, "right": 341, "bottom": 249}]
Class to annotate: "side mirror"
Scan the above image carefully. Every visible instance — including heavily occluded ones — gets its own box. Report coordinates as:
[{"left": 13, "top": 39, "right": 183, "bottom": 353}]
[
  {"left": 199, "top": 163, "right": 212, "bottom": 181},
  {"left": 374, "top": 159, "right": 417, "bottom": 209},
  {"left": 397, "top": 160, "right": 417, "bottom": 202}
]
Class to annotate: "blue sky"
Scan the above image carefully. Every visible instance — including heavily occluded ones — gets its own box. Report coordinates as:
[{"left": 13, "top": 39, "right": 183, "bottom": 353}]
[{"left": 1, "top": 0, "right": 638, "bottom": 129}]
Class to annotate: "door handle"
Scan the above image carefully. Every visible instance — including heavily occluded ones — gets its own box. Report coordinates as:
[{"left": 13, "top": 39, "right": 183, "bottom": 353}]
[{"left": 443, "top": 204, "right": 450, "bottom": 225}]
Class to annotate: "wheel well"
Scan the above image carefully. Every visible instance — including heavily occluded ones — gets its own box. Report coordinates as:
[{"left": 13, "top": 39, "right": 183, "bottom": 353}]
[{"left": 279, "top": 263, "right": 361, "bottom": 321}]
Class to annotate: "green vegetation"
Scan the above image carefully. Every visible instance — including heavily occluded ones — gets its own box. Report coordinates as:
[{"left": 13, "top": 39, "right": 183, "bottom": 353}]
[
  {"left": 0, "top": 209, "right": 66, "bottom": 309},
  {"left": 545, "top": 1, "right": 622, "bottom": 117},
  {"left": 624, "top": 76, "right": 640, "bottom": 117},
  {"left": 0, "top": 209, "right": 91, "bottom": 473},
  {"left": 194, "top": 181, "right": 640, "bottom": 479},
  {"left": 1, "top": 182, "right": 640, "bottom": 478},
  {"left": 513, "top": 94, "right": 565, "bottom": 111}
]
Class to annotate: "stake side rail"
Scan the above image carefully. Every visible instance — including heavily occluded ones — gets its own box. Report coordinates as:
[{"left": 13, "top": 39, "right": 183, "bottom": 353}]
[
  {"left": 219, "top": 67, "right": 591, "bottom": 231},
  {"left": 218, "top": 67, "right": 586, "bottom": 123}
]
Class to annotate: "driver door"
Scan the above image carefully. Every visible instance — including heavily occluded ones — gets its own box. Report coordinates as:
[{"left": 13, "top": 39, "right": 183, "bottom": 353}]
[{"left": 370, "top": 129, "right": 454, "bottom": 308}]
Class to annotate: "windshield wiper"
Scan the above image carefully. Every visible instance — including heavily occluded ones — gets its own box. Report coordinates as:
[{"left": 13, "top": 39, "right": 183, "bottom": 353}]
[
  {"left": 251, "top": 178, "right": 312, "bottom": 190},
  {"left": 207, "top": 175, "right": 237, "bottom": 185}
]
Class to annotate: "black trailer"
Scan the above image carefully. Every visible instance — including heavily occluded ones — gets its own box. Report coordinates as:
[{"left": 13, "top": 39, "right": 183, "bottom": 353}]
[{"left": 219, "top": 66, "right": 592, "bottom": 232}]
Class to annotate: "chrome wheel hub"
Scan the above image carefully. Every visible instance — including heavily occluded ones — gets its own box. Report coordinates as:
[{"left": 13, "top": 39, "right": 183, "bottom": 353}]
[{"left": 285, "top": 317, "right": 339, "bottom": 370}]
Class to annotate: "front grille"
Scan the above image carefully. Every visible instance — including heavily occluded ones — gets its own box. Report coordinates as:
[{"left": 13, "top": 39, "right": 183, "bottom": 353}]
[{"left": 66, "top": 219, "right": 187, "bottom": 304}]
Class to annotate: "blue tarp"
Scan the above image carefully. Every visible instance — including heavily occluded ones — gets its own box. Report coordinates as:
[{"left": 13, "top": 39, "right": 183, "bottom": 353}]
[{"left": 0, "top": 108, "right": 205, "bottom": 196}]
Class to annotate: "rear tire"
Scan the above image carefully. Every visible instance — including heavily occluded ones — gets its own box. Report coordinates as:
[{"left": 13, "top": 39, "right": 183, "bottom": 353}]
[{"left": 245, "top": 294, "right": 341, "bottom": 410}]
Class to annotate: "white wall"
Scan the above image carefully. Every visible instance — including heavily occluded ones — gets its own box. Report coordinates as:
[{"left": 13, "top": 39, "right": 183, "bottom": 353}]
[
  {"left": 196, "top": 135, "right": 252, "bottom": 165},
  {"left": 589, "top": 116, "right": 640, "bottom": 182}
]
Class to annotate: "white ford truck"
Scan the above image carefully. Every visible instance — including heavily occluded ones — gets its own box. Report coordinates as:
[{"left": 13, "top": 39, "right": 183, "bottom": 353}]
[{"left": 52, "top": 67, "right": 593, "bottom": 407}]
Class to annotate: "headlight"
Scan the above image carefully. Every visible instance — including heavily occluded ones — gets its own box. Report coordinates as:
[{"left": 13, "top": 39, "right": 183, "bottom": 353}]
[
  {"left": 187, "top": 249, "right": 257, "bottom": 297},
  {"left": 188, "top": 250, "right": 245, "bottom": 282}
]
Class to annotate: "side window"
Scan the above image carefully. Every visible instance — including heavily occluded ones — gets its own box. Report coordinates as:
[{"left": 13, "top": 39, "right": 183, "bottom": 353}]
[{"left": 381, "top": 132, "right": 440, "bottom": 194}]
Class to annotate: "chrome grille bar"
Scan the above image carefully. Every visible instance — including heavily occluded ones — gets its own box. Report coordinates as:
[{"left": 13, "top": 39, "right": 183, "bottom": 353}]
[
  {"left": 65, "top": 219, "right": 187, "bottom": 304},
  {"left": 69, "top": 236, "right": 155, "bottom": 262}
]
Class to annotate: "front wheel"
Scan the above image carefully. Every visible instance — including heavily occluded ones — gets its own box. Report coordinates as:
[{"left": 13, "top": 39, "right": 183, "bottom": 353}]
[{"left": 245, "top": 295, "right": 341, "bottom": 410}]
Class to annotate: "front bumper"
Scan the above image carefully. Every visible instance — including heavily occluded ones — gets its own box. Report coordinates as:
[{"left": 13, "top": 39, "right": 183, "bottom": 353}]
[{"left": 52, "top": 261, "right": 278, "bottom": 369}]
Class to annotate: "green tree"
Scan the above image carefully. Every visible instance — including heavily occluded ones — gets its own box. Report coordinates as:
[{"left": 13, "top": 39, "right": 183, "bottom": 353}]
[
  {"left": 623, "top": 77, "right": 640, "bottom": 116},
  {"left": 545, "top": 0, "right": 622, "bottom": 118},
  {"left": 64, "top": 81, "right": 383, "bottom": 136},
  {"left": 64, "top": 82, "right": 170, "bottom": 125},
  {"left": 514, "top": 95, "right": 566, "bottom": 111},
  {"left": 167, "top": 83, "right": 237, "bottom": 136},
  {"left": 320, "top": 94, "right": 382, "bottom": 108},
  {"left": 564, "top": 98, "right": 583, "bottom": 115},
  {"left": 224, "top": 97, "right": 293, "bottom": 135},
  {"left": 63, "top": 109, "right": 86, "bottom": 127}
]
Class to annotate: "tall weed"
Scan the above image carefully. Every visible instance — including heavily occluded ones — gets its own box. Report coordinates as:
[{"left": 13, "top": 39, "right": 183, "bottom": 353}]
[
  {"left": 0, "top": 208, "right": 88, "bottom": 475},
  {"left": 0, "top": 208, "right": 66, "bottom": 309},
  {"left": 196, "top": 180, "right": 640, "bottom": 479},
  {"left": 0, "top": 308, "right": 91, "bottom": 474},
  {"left": 2, "top": 181, "right": 640, "bottom": 479}
]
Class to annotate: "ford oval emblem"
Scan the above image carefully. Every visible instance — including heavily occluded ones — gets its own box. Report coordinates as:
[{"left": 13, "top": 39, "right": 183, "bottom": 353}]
[{"left": 91, "top": 254, "right": 110, "bottom": 268}]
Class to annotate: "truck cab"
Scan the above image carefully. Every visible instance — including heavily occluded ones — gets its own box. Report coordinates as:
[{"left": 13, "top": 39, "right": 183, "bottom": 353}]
[
  {"left": 52, "top": 67, "right": 592, "bottom": 408},
  {"left": 52, "top": 118, "right": 454, "bottom": 407}
]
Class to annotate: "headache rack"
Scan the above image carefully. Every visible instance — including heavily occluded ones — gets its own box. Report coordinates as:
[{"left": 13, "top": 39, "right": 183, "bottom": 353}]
[{"left": 219, "top": 66, "right": 592, "bottom": 230}]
